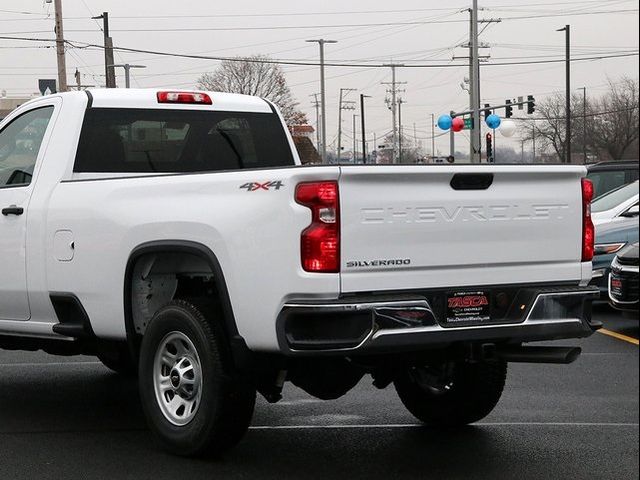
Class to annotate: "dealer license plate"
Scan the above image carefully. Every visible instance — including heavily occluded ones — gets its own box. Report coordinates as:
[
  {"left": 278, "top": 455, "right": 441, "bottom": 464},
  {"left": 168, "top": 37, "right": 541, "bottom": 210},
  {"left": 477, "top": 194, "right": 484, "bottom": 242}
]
[{"left": 445, "top": 291, "right": 491, "bottom": 326}]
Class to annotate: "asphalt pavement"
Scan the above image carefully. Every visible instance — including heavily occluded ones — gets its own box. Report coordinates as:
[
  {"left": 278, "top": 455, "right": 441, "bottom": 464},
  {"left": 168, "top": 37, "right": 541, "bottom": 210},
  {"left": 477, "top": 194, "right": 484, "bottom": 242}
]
[{"left": 0, "top": 305, "right": 637, "bottom": 480}]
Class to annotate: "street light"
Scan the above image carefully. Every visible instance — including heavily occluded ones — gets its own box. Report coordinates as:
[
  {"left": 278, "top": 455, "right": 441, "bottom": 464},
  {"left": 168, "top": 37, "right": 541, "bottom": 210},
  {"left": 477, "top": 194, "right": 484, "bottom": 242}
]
[
  {"left": 360, "top": 94, "right": 371, "bottom": 163},
  {"left": 557, "top": 25, "right": 571, "bottom": 163},
  {"left": 110, "top": 64, "right": 146, "bottom": 88},
  {"left": 306, "top": 39, "right": 337, "bottom": 163},
  {"left": 578, "top": 86, "right": 587, "bottom": 164}
]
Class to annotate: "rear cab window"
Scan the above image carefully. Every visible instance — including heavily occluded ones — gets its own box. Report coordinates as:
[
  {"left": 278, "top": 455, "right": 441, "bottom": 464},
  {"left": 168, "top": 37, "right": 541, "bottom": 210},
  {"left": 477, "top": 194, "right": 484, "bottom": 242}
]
[{"left": 74, "top": 108, "right": 295, "bottom": 174}]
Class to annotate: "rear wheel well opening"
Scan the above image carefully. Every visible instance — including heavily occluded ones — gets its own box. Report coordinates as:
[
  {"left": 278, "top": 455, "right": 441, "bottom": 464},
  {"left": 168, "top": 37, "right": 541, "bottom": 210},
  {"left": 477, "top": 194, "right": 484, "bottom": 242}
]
[{"left": 125, "top": 247, "right": 233, "bottom": 360}]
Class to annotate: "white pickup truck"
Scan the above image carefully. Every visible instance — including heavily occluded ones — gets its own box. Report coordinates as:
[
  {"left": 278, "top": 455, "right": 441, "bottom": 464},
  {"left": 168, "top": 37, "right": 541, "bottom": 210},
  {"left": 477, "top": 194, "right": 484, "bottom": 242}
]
[{"left": 0, "top": 89, "right": 600, "bottom": 456}]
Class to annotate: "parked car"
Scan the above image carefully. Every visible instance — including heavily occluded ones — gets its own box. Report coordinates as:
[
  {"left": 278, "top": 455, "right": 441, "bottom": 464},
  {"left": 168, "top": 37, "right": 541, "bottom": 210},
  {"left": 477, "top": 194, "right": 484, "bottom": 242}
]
[
  {"left": 590, "top": 217, "right": 640, "bottom": 297},
  {"left": 591, "top": 180, "right": 639, "bottom": 225},
  {"left": 0, "top": 89, "right": 600, "bottom": 457},
  {"left": 609, "top": 242, "right": 639, "bottom": 315},
  {"left": 587, "top": 160, "right": 639, "bottom": 199}
]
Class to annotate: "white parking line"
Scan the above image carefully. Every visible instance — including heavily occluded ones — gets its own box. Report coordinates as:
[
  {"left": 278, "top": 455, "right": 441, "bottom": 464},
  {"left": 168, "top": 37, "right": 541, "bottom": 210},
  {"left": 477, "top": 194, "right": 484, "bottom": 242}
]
[{"left": 249, "top": 422, "right": 639, "bottom": 430}]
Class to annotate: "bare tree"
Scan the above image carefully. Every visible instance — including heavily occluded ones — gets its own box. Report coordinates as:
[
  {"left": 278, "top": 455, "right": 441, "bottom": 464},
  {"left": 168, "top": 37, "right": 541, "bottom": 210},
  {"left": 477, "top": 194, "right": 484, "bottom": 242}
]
[
  {"left": 382, "top": 132, "right": 424, "bottom": 163},
  {"left": 197, "top": 56, "right": 307, "bottom": 126},
  {"left": 520, "top": 92, "right": 578, "bottom": 162},
  {"left": 590, "top": 77, "right": 639, "bottom": 160},
  {"left": 522, "top": 77, "right": 639, "bottom": 162}
]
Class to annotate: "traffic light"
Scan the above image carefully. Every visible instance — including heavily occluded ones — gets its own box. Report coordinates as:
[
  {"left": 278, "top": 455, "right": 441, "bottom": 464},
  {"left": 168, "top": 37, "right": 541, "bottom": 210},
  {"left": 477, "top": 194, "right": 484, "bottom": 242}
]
[
  {"left": 486, "top": 132, "right": 493, "bottom": 163},
  {"left": 527, "top": 95, "right": 535, "bottom": 114},
  {"left": 505, "top": 99, "right": 513, "bottom": 118},
  {"left": 483, "top": 103, "right": 491, "bottom": 118}
]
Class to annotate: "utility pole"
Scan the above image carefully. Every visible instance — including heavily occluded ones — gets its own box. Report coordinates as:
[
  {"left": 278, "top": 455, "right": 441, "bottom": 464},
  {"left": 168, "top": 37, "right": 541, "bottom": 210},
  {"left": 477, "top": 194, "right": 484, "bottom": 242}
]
[
  {"left": 306, "top": 39, "right": 337, "bottom": 162},
  {"left": 580, "top": 86, "right": 587, "bottom": 164},
  {"left": 111, "top": 64, "right": 146, "bottom": 88},
  {"left": 360, "top": 94, "right": 371, "bottom": 163},
  {"left": 458, "top": 8, "right": 499, "bottom": 163},
  {"left": 53, "top": 0, "right": 68, "bottom": 92},
  {"left": 382, "top": 64, "right": 406, "bottom": 163},
  {"left": 311, "top": 94, "right": 321, "bottom": 153},
  {"left": 337, "top": 88, "right": 356, "bottom": 161},
  {"left": 467, "top": 0, "right": 481, "bottom": 163},
  {"left": 70, "top": 68, "right": 95, "bottom": 90},
  {"left": 93, "top": 12, "right": 116, "bottom": 88},
  {"left": 557, "top": 25, "right": 571, "bottom": 163}
]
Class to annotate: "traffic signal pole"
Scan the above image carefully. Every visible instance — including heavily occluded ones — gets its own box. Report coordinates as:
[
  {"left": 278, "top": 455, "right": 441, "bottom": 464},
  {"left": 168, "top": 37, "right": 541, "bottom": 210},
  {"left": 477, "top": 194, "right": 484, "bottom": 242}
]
[{"left": 452, "top": 98, "right": 533, "bottom": 119}]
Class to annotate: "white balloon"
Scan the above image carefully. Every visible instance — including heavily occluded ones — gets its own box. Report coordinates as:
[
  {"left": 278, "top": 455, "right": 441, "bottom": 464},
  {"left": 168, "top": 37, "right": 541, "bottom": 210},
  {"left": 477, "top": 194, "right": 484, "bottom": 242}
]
[{"left": 500, "top": 119, "right": 516, "bottom": 137}]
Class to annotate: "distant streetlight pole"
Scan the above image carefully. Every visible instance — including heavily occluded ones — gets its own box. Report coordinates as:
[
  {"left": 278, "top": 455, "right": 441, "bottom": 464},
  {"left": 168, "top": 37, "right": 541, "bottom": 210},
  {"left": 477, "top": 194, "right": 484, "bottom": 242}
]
[
  {"left": 352, "top": 114, "right": 358, "bottom": 161},
  {"left": 360, "top": 94, "right": 371, "bottom": 163},
  {"left": 431, "top": 113, "right": 435, "bottom": 158},
  {"left": 557, "top": 25, "right": 571, "bottom": 163},
  {"left": 306, "top": 39, "right": 337, "bottom": 163},
  {"left": 110, "top": 64, "right": 146, "bottom": 88},
  {"left": 449, "top": 110, "right": 455, "bottom": 158},
  {"left": 532, "top": 123, "right": 536, "bottom": 161},
  {"left": 311, "top": 93, "right": 321, "bottom": 154},
  {"left": 579, "top": 86, "right": 587, "bottom": 164},
  {"left": 398, "top": 98, "right": 404, "bottom": 163}
]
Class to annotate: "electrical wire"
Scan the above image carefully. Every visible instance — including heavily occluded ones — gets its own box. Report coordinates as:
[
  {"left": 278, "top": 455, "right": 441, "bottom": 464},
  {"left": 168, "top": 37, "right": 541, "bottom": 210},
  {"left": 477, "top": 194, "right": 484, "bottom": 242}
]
[{"left": 2, "top": 36, "right": 636, "bottom": 68}]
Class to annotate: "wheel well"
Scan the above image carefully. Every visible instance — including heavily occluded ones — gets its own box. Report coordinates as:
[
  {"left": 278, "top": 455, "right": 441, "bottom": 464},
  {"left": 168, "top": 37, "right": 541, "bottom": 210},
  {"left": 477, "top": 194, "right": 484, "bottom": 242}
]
[{"left": 124, "top": 242, "right": 243, "bottom": 361}]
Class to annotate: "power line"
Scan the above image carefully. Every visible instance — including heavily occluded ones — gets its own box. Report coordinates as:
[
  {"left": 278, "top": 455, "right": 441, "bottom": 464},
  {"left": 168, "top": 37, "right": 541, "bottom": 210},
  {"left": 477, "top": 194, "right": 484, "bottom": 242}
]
[
  {"left": 3, "top": 9, "right": 637, "bottom": 33},
  {"left": 0, "top": 0, "right": 632, "bottom": 19},
  {"left": 2, "top": 36, "right": 636, "bottom": 68},
  {"left": 510, "top": 105, "right": 639, "bottom": 121}
]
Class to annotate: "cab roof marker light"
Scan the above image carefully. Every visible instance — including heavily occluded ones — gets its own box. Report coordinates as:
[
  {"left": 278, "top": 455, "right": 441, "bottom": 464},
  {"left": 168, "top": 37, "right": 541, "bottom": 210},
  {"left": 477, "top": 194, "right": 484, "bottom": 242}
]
[{"left": 157, "top": 91, "right": 212, "bottom": 105}]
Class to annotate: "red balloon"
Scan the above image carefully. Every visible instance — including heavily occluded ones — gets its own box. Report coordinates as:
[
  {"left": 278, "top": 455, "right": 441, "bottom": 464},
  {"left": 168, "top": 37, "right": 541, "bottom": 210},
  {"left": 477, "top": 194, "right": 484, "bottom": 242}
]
[{"left": 452, "top": 117, "right": 465, "bottom": 132}]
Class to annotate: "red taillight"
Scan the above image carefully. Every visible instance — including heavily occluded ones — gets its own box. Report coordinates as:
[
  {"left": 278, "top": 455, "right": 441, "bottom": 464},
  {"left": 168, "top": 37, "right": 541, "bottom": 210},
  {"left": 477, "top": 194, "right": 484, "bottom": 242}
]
[
  {"left": 582, "top": 178, "right": 595, "bottom": 261},
  {"left": 157, "top": 91, "right": 212, "bottom": 105},
  {"left": 295, "top": 181, "right": 340, "bottom": 273}
]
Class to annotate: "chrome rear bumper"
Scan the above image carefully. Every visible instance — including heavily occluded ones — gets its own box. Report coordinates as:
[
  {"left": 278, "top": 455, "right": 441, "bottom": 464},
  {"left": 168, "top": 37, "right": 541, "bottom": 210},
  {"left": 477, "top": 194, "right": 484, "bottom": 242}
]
[{"left": 276, "top": 287, "right": 600, "bottom": 355}]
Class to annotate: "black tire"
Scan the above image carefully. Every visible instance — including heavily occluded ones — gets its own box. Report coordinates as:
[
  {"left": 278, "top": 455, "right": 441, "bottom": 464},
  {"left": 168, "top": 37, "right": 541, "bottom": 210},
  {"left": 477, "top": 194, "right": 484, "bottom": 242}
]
[
  {"left": 97, "top": 346, "right": 137, "bottom": 376},
  {"left": 138, "top": 299, "right": 256, "bottom": 457},
  {"left": 394, "top": 360, "right": 507, "bottom": 426}
]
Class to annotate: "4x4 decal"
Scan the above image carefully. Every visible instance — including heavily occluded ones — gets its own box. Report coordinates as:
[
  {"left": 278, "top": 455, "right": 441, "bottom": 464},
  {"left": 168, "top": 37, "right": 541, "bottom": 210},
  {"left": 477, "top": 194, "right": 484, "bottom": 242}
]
[{"left": 239, "top": 181, "right": 284, "bottom": 192}]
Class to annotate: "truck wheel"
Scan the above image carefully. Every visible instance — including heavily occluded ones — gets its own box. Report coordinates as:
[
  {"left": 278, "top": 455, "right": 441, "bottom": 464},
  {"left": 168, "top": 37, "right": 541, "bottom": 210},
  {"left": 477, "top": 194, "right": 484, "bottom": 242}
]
[
  {"left": 394, "top": 360, "right": 507, "bottom": 426},
  {"left": 138, "top": 299, "right": 256, "bottom": 457}
]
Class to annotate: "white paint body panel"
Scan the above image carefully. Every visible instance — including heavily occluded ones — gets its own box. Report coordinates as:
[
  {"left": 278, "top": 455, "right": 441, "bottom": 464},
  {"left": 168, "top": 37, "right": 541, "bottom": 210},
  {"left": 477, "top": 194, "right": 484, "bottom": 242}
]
[
  {"left": 339, "top": 165, "right": 588, "bottom": 293},
  {"left": 0, "top": 89, "right": 591, "bottom": 351},
  {"left": 592, "top": 193, "right": 639, "bottom": 225}
]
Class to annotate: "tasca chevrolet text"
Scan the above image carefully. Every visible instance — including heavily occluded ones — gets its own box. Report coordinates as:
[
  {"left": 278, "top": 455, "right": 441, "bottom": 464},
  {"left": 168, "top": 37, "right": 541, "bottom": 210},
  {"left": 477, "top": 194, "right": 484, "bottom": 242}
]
[{"left": 0, "top": 89, "right": 600, "bottom": 457}]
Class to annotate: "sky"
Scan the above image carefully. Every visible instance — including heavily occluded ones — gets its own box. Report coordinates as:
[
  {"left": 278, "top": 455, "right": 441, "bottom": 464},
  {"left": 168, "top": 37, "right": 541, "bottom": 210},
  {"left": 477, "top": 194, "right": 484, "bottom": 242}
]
[{"left": 0, "top": 0, "right": 638, "bottom": 156}]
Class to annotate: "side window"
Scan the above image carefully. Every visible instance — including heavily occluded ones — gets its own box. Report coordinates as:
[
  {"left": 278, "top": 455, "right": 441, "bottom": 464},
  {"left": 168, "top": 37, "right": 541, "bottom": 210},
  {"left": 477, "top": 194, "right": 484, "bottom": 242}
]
[
  {"left": 0, "top": 106, "right": 54, "bottom": 188},
  {"left": 588, "top": 171, "right": 626, "bottom": 199}
]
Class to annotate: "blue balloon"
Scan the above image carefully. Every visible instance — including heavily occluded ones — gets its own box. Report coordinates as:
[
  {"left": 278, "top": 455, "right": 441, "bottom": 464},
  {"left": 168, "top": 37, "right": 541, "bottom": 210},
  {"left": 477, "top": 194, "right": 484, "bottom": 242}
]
[
  {"left": 485, "top": 114, "right": 501, "bottom": 129},
  {"left": 437, "top": 114, "right": 452, "bottom": 130}
]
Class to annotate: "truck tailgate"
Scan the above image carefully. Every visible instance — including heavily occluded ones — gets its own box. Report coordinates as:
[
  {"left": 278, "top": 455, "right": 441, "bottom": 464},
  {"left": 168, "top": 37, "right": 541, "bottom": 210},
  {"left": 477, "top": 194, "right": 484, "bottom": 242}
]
[{"left": 339, "top": 165, "right": 586, "bottom": 293}]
